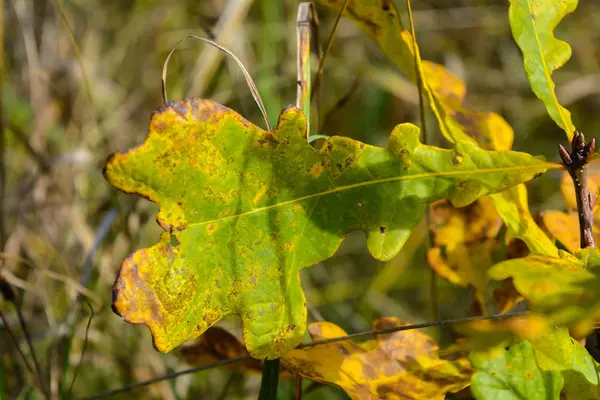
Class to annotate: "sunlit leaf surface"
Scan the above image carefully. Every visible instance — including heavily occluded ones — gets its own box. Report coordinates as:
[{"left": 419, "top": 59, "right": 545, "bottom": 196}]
[
  {"left": 491, "top": 184, "right": 559, "bottom": 257},
  {"left": 509, "top": 0, "right": 578, "bottom": 139},
  {"left": 105, "top": 99, "right": 553, "bottom": 358},
  {"left": 532, "top": 327, "right": 600, "bottom": 400},
  {"left": 282, "top": 318, "right": 472, "bottom": 400},
  {"left": 471, "top": 340, "right": 563, "bottom": 400},
  {"left": 489, "top": 248, "right": 600, "bottom": 338},
  {"left": 318, "top": 0, "right": 557, "bottom": 260}
]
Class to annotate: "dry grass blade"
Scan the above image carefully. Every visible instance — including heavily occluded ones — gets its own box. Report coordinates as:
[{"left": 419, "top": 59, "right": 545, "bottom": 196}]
[
  {"left": 54, "top": 0, "right": 94, "bottom": 106},
  {"left": 161, "top": 35, "right": 272, "bottom": 131}
]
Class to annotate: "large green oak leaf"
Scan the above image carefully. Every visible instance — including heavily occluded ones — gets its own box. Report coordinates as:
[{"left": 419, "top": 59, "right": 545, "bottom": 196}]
[
  {"left": 318, "top": 0, "right": 559, "bottom": 259},
  {"left": 104, "top": 99, "right": 554, "bottom": 359}
]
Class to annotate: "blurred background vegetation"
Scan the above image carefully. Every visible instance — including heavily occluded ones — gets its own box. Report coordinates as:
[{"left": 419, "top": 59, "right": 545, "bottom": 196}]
[{"left": 2, "top": 0, "right": 600, "bottom": 398}]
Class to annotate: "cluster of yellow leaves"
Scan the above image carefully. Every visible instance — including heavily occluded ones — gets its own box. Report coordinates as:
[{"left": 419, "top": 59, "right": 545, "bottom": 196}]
[
  {"left": 182, "top": 318, "right": 472, "bottom": 400},
  {"left": 427, "top": 197, "right": 502, "bottom": 313}
]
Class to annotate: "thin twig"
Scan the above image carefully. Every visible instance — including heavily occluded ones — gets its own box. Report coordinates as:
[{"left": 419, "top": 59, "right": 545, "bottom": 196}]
[
  {"left": 560, "top": 132, "right": 600, "bottom": 360},
  {"left": 311, "top": 0, "right": 349, "bottom": 98},
  {"left": 66, "top": 301, "right": 94, "bottom": 398},
  {"left": 319, "top": 77, "right": 360, "bottom": 135},
  {"left": 2, "top": 276, "right": 48, "bottom": 397},
  {"left": 0, "top": 0, "right": 5, "bottom": 249},
  {"left": 53, "top": 0, "right": 94, "bottom": 107},
  {"left": 294, "top": 374, "right": 303, "bottom": 400},
  {"left": 559, "top": 131, "right": 596, "bottom": 248},
  {"left": 82, "top": 311, "right": 527, "bottom": 399},
  {"left": 15, "top": 297, "right": 48, "bottom": 398},
  {"left": 8, "top": 122, "right": 51, "bottom": 173},
  {"left": 0, "top": 310, "right": 35, "bottom": 379},
  {"left": 161, "top": 35, "right": 272, "bottom": 131}
]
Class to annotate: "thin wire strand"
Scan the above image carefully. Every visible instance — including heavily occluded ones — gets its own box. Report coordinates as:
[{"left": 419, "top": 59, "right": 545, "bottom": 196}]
[
  {"left": 297, "top": 311, "right": 528, "bottom": 349},
  {"left": 161, "top": 35, "right": 272, "bottom": 131},
  {"left": 82, "top": 311, "right": 527, "bottom": 399}
]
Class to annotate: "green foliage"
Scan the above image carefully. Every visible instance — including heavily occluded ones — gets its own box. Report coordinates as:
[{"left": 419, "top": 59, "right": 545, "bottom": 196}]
[
  {"left": 6, "top": 0, "right": 597, "bottom": 397},
  {"left": 471, "top": 340, "right": 564, "bottom": 400},
  {"left": 104, "top": 98, "right": 552, "bottom": 359},
  {"left": 489, "top": 185, "right": 559, "bottom": 257},
  {"left": 470, "top": 329, "right": 600, "bottom": 400},
  {"left": 532, "top": 328, "right": 600, "bottom": 400},
  {"left": 489, "top": 248, "right": 600, "bottom": 338},
  {"left": 318, "top": 0, "right": 514, "bottom": 151},
  {"left": 508, "top": 0, "right": 578, "bottom": 139}
]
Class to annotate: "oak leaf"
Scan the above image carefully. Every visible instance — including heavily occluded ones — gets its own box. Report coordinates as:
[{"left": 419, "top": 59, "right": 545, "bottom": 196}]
[
  {"left": 509, "top": 0, "right": 577, "bottom": 139},
  {"left": 281, "top": 318, "right": 472, "bottom": 400},
  {"left": 104, "top": 99, "right": 552, "bottom": 359},
  {"left": 532, "top": 327, "right": 600, "bottom": 400},
  {"left": 489, "top": 248, "right": 600, "bottom": 339},
  {"left": 471, "top": 340, "right": 563, "bottom": 400},
  {"left": 427, "top": 196, "right": 501, "bottom": 312}
]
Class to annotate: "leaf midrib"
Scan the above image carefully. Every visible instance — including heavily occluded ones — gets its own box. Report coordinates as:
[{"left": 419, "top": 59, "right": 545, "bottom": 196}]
[{"left": 187, "top": 162, "right": 561, "bottom": 228}]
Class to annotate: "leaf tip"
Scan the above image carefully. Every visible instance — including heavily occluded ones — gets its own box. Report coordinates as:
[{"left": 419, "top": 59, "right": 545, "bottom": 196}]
[
  {"left": 276, "top": 105, "right": 306, "bottom": 134},
  {"left": 387, "top": 123, "right": 421, "bottom": 155}
]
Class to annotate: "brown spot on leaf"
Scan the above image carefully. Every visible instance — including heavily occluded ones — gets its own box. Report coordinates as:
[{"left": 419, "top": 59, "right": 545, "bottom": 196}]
[
  {"left": 451, "top": 155, "right": 464, "bottom": 166},
  {"left": 311, "top": 162, "right": 324, "bottom": 177}
]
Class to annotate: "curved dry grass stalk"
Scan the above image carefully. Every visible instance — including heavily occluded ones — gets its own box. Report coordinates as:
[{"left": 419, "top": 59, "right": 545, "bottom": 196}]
[{"left": 162, "top": 35, "right": 272, "bottom": 131}]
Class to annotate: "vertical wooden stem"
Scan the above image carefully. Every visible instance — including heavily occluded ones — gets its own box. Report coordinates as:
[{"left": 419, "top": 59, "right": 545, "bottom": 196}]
[
  {"left": 296, "top": 3, "right": 313, "bottom": 138},
  {"left": 559, "top": 131, "right": 596, "bottom": 249}
]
